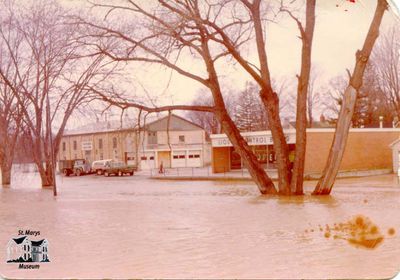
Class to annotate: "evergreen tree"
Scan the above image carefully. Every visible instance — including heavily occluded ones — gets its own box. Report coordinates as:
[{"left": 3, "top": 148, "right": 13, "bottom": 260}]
[{"left": 233, "top": 82, "right": 268, "bottom": 131}]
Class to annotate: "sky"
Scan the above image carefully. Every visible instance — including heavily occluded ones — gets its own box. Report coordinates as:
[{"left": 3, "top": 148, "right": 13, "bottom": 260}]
[{"left": 60, "top": 0, "right": 400, "bottom": 127}]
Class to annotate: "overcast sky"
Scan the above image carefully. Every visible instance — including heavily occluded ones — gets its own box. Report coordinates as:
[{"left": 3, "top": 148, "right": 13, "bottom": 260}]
[{"left": 62, "top": 0, "right": 400, "bottom": 127}]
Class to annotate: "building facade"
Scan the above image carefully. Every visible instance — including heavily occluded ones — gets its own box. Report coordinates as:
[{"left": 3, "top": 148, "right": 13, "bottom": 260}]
[
  {"left": 210, "top": 128, "right": 400, "bottom": 174},
  {"left": 58, "top": 115, "right": 211, "bottom": 170}
]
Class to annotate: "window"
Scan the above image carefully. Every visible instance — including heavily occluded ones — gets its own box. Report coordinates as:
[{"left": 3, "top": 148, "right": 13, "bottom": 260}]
[
  {"left": 173, "top": 155, "right": 179, "bottom": 159},
  {"left": 112, "top": 137, "right": 117, "bottom": 149},
  {"left": 179, "top": 155, "right": 185, "bottom": 159},
  {"left": 73, "top": 140, "right": 77, "bottom": 150},
  {"left": 141, "top": 156, "right": 147, "bottom": 160},
  {"left": 62, "top": 142, "right": 66, "bottom": 151},
  {"left": 149, "top": 156, "right": 154, "bottom": 160},
  {"left": 194, "top": 154, "right": 200, "bottom": 158},
  {"left": 189, "top": 155, "right": 194, "bottom": 158},
  {"left": 179, "top": 135, "right": 185, "bottom": 143},
  {"left": 148, "top": 131, "right": 157, "bottom": 144},
  {"left": 98, "top": 138, "right": 103, "bottom": 149}
]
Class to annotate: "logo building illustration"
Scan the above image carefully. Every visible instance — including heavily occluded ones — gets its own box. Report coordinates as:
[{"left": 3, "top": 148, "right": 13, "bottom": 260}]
[{"left": 6, "top": 236, "right": 50, "bottom": 263}]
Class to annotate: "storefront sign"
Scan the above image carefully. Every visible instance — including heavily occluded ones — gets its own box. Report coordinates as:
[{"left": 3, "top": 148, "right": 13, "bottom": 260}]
[
  {"left": 211, "top": 132, "right": 295, "bottom": 147},
  {"left": 81, "top": 141, "right": 93, "bottom": 151}
]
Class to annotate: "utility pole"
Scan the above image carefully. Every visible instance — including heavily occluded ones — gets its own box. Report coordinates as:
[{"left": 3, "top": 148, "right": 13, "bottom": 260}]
[{"left": 46, "top": 94, "right": 57, "bottom": 196}]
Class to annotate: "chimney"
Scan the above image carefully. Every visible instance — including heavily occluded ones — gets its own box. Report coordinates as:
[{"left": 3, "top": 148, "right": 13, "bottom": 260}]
[{"left": 379, "top": 116, "right": 383, "bottom": 129}]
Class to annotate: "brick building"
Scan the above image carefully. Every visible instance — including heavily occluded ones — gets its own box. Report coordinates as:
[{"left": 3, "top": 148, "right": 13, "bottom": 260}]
[{"left": 210, "top": 128, "right": 400, "bottom": 174}]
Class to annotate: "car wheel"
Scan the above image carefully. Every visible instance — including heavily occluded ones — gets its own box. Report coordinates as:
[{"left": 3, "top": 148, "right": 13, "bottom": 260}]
[
  {"left": 75, "top": 169, "right": 82, "bottom": 176},
  {"left": 118, "top": 171, "right": 122, "bottom": 177},
  {"left": 97, "top": 170, "right": 102, "bottom": 175},
  {"left": 63, "top": 169, "right": 69, "bottom": 176},
  {"left": 104, "top": 171, "right": 109, "bottom": 177}
]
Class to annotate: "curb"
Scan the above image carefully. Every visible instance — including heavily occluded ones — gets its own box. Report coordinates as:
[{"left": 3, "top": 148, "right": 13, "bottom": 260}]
[{"left": 150, "top": 169, "right": 393, "bottom": 181}]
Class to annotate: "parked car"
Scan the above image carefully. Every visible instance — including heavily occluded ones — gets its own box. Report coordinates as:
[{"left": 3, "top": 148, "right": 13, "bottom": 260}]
[
  {"left": 91, "top": 159, "right": 113, "bottom": 175},
  {"left": 103, "top": 161, "right": 136, "bottom": 177},
  {"left": 59, "top": 159, "right": 91, "bottom": 176}
]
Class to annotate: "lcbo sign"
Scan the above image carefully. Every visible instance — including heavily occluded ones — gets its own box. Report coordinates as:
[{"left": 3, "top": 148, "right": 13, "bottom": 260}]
[{"left": 211, "top": 133, "right": 295, "bottom": 147}]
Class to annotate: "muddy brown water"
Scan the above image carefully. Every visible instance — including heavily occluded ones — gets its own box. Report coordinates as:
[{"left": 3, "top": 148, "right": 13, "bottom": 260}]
[{"left": 0, "top": 172, "right": 399, "bottom": 279}]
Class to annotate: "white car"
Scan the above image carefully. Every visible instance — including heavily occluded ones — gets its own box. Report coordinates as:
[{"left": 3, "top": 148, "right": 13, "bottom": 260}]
[{"left": 91, "top": 159, "right": 113, "bottom": 175}]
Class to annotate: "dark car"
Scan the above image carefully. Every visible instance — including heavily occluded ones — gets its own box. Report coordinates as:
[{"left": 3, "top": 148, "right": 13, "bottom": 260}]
[{"left": 103, "top": 161, "right": 135, "bottom": 177}]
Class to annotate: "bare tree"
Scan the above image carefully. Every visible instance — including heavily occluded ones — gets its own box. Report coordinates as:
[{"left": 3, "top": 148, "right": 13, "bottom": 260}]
[
  {"left": 0, "top": 1, "right": 27, "bottom": 185},
  {"left": 79, "top": 0, "right": 283, "bottom": 194},
  {"left": 322, "top": 75, "right": 348, "bottom": 119},
  {"left": 313, "top": 0, "right": 388, "bottom": 195},
  {"left": 371, "top": 25, "right": 400, "bottom": 118},
  {"left": 306, "top": 66, "right": 321, "bottom": 127},
  {"left": 0, "top": 1, "right": 113, "bottom": 188},
  {"left": 0, "top": 58, "right": 24, "bottom": 185},
  {"left": 280, "top": 0, "right": 316, "bottom": 194},
  {"left": 78, "top": 0, "right": 319, "bottom": 195}
]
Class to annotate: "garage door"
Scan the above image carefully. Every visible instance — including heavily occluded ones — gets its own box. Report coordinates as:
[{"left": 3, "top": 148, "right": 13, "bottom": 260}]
[
  {"left": 171, "top": 151, "right": 186, "bottom": 168},
  {"left": 140, "top": 152, "right": 156, "bottom": 170},
  {"left": 187, "top": 150, "right": 202, "bottom": 167},
  {"left": 125, "top": 152, "right": 136, "bottom": 166}
]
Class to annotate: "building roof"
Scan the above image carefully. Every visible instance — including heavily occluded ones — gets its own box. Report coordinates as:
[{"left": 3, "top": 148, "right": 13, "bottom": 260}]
[
  {"left": 12, "top": 236, "right": 27, "bottom": 244},
  {"left": 31, "top": 239, "right": 46, "bottom": 246},
  {"left": 64, "top": 118, "right": 140, "bottom": 136},
  {"left": 145, "top": 114, "right": 205, "bottom": 131},
  {"left": 64, "top": 114, "right": 204, "bottom": 136},
  {"left": 289, "top": 121, "right": 335, "bottom": 128}
]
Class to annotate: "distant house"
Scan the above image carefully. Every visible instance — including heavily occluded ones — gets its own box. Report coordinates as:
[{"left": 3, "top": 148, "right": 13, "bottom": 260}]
[
  {"left": 7, "top": 236, "right": 32, "bottom": 262},
  {"left": 6, "top": 236, "right": 49, "bottom": 263}
]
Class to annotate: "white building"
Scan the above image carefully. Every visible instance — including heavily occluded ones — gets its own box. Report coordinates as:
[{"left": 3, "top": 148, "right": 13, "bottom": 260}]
[
  {"left": 59, "top": 114, "right": 211, "bottom": 170},
  {"left": 7, "top": 236, "right": 32, "bottom": 262}
]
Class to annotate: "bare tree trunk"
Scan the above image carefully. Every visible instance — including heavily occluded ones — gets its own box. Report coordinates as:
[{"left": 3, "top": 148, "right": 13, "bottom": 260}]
[
  {"left": 1, "top": 159, "right": 12, "bottom": 185},
  {"left": 251, "top": 1, "right": 291, "bottom": 195},
  {"left": 289, "top": 0, "right": 316, "bottom": 195},
  {"left": 260, "top": 88, "right": 291, "bottom": 194},
  {"left": 313, "top": 0, "right": 388, "bottom": 195},
  {"left": 36, "top": 160, "right": 54, "bottom": 187}
]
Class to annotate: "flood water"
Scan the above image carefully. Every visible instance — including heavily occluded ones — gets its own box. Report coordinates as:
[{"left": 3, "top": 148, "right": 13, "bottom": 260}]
[{"left": 0, "top": 171, "right": 399, "bottom": 279}]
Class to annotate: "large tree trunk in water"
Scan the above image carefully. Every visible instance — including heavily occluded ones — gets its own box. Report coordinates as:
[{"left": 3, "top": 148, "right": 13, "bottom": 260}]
[
  {"left": 216, "top": 108, "right": 277, "bottom": 194},
  {"left": 313, "top": 0, "right": 388, "bottom": 195},
  {"left": 198, "top": 27, "right": 277, "bottom": 195},
  {"left": 1, "top": 160, "right": 12, "bottom": 185},
  {"left": 35, "top": 160, "right": 54, "bottom": 187},
  {"left": 290, "top": 0, "right": 316, "bottom": 195},
  {"left": 260, "top": 88, "right": 291, "bottom": 195}
]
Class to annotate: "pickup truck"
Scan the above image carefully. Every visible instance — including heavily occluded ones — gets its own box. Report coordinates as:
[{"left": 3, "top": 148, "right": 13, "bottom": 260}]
[
  {"left": 59, "top": 159, "right": 92, "bottom": 176},
  {"left": 103, "top": 161, "right": 136, "bottom": 177}
]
